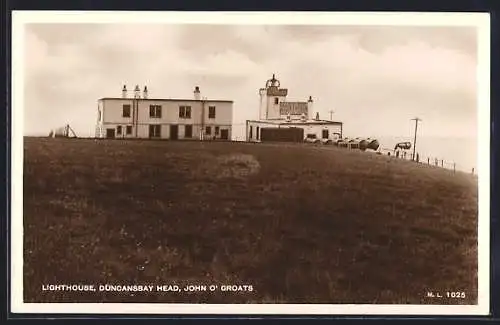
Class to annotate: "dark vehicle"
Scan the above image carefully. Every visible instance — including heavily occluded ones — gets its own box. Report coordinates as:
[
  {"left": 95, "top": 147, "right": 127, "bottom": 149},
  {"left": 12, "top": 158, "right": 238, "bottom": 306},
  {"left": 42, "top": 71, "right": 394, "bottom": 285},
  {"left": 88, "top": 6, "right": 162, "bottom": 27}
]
[
  {"left": 359, "top": 138, "right": 380, "bottom": 151},
  {"left": 304, "top": 134, "right": 320, "bottom": 144}
]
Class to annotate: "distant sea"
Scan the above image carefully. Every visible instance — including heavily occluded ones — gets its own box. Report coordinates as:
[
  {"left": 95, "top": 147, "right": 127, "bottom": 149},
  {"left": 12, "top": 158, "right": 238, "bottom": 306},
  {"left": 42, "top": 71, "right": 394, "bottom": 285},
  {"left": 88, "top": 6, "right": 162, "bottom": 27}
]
[
  {"left": 231, "top": 125, "right": 478, "bottom": 174},
  {"left": 375, "top": 136, "right": 478, "bottom": 174}
]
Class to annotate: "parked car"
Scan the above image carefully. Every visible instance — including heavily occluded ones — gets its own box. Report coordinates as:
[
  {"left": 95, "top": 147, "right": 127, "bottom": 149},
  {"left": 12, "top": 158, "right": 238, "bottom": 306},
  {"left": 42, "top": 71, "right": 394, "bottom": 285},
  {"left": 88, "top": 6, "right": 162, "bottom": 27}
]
[
  {"left": 320, "top": 138, "right": 333, "bottom": 145},
  {"left": 304, "top": 134, "right": 320, "bottom": 144}
]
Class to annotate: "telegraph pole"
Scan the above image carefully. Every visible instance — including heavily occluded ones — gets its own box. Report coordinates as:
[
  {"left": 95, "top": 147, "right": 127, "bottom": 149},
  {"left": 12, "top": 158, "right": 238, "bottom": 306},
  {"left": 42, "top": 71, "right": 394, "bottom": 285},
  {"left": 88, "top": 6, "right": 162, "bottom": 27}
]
[
  {"left": 411, "top": 117, "right": 422, "bottom": 161},
  {"left": 329, "top": 110, "right": 334, "bottom": 121}
]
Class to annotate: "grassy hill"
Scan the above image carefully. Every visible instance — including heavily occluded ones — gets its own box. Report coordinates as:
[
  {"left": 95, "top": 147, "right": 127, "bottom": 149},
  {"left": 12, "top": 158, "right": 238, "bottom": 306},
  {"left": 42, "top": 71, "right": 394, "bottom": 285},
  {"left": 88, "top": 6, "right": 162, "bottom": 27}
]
[{"left": 23, "top": 137, "right": 478, "bottom": 304}]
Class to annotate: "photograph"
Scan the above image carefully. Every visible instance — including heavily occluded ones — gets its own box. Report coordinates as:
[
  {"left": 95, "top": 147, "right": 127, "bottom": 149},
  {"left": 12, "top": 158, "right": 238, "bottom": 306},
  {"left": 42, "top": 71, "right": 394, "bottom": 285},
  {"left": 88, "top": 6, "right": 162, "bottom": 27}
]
[{"left": 11, "top": 11, "right": 490, "bottom": 315}]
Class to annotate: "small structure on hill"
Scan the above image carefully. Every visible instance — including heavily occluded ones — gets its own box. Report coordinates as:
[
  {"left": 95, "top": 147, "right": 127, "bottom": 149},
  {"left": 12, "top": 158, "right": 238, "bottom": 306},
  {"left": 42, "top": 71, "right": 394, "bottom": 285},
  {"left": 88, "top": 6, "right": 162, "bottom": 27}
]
[
  {"left": 394, "top": 142, "right": 412, "bottom": 152},
  {"left": 393, "top": 141, "right": 411, "bottom": 156},
  {"left": 48, "top": 124, "right": 77, "bottom": 138}
]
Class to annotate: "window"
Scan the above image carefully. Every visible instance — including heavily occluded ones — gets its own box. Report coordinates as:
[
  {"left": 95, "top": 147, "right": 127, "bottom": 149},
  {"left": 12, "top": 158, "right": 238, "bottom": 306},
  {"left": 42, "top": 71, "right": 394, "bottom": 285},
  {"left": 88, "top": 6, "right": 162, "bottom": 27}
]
[
  {"left": 322, "top": 129, "right": 329, "bottom": 139},
  {"left": 249, "top": 126, "right": 253, "bottom": 139},
  {"left": 126, "top": 125, "right": 132, "bottom": 135},
  {"left": 274, "top": 97, "right": 279, "bottom": 105},
  {"left": 256, "top": 127, "right": 260, "bottom": 140},
  {"left": 205, "top": 126, "right": 211, "bottom": 135},
  {"left": 117, "top": 125, "right": 122, "bottom": 135},
  {"left": 215, "top": 126, "right": 220, "bottom": 135},
  {"left": 149, "top": 125, "right": 161, "bottom": 138},
  {"left": 149, "top": 105, "right": 162, "bottom": 118},
  {"left": 179, "top": 106, "right": 192, "bottom": 119},
  {"left": 185, "top": 125, "right": 193, "bottom": 138},
  {"left": 123, "top": 104, "right": 131, "bottom": 117},
  {"left": 208, "top": 106, "right": 216, "bottom": 119}
]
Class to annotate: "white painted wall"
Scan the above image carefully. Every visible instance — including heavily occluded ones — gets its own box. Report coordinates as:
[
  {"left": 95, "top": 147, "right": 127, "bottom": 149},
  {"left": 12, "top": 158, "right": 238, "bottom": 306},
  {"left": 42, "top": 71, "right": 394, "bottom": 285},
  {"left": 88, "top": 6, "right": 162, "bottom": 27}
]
[
  {"left": 95, "top": 100, "right": 105, "bottom": 138},
  {"left": 307, "top": 100, "right": 313, "bottom": 120},
  {"left": 259, "top": 89, "right": 267, "bottom": 120},
  {"left": 265, "top": 94, "right": 287, "bottom": 119},
  {"left": 98, "top": 98, "right": 233, "bottom": 139},
  {"left": 101, "top": 98, "right": 135, "bottom": 125},
  {"left": 246, "top": 121, "right": 342, "bottom": 142},
  {"left": 290, "top": 124, "right": 342, "bottom": 140}
]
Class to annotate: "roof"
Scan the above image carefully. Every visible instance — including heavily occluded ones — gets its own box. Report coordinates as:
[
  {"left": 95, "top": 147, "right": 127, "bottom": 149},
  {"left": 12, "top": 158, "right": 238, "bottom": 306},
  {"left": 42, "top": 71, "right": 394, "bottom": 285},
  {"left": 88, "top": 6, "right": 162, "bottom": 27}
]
[
  {"left": 247, "top": 119, "right": 343, "bottom": 126},
  {"left": 99, "top": 97, "right": 233, "bottom": 103}
]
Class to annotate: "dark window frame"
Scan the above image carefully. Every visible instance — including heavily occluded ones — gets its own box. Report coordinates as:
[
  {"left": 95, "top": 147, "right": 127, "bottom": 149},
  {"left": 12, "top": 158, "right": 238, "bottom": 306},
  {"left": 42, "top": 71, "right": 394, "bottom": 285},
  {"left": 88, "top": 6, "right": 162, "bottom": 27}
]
[
  {"left": 179, "top": 106, "right": 192, "bottom": 119},
  {"left": 205, "top": 126, "right": 212, "bottom": 135},
  {"left": 150, "top": 105, "right": 162, "bottom": 118},
  {"left": 122, "top": 104, "right": 131, "bottom": 117},
  {"left": 126, "top": 125, "right": 132, "bottom": 135},
  {"left": 274, "top": 97, "right": 279, "bottom": 105},
  {"left": 149, "top": 124, "right": 161, "bottom": 137},
  {"left": 117, "top": 125, "right": 122, "bottom": 135},
  {"left": 208, "top": 106, "right": 216, "bottom": 119},
  {"left": 215, "top": 126, "right": 220, "bottom": 135}
]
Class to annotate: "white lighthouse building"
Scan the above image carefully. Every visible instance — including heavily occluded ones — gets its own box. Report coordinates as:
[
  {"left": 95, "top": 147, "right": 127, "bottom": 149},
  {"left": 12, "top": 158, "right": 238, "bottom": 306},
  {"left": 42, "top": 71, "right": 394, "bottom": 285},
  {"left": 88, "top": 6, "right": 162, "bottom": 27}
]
[{"left": 247, "top": 74, "right": 343, "bottom": 142}]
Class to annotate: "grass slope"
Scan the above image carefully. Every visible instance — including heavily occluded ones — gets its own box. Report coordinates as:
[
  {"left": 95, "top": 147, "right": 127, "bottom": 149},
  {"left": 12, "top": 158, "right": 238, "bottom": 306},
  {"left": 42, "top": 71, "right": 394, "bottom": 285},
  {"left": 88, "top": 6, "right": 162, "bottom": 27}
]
[{"left": 23, "top": 137, "right": 478, "bottom": 304}]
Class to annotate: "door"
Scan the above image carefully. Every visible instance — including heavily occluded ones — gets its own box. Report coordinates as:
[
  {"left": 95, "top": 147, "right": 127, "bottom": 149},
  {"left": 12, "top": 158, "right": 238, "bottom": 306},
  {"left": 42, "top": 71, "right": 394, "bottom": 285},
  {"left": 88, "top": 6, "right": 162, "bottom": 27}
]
[
  {"left": 106, "top": 128, "right": 115, "bottom": 138},
  {"left": 149, "top": 125, "right": 161, "bottom": 138},
  {"left": 184, "top": 125, "right": 193, "bottom": 138},
  {"left": 322, "top": 129, "right": 329, "bottom": 139},
  {"left": 220, "top": 129, "right": 229, "bottom": 140},
  {"left": 170, "top": 125, "right": 179, "bottom": 140}
]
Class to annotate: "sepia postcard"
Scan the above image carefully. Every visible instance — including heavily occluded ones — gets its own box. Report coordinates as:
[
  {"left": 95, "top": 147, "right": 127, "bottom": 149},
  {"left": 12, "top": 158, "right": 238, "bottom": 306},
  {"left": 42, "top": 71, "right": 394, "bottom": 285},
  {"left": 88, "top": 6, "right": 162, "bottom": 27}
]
[{"left": 10, "top": 11, "right": 490, "bottom": 315}]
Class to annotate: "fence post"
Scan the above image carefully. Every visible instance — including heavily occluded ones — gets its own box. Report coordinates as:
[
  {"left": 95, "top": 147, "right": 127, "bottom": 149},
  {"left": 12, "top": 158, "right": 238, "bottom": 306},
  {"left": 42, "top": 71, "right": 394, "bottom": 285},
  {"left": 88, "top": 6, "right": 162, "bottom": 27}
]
[
  {"left": 453, "top": 163, "right": 456, "bottom": 173},
  {"left": 441, "top": 160, "right": 444, "bottom": 167},
  {"left": 427, "top": 157, "right": 430, "bottom": 165}
]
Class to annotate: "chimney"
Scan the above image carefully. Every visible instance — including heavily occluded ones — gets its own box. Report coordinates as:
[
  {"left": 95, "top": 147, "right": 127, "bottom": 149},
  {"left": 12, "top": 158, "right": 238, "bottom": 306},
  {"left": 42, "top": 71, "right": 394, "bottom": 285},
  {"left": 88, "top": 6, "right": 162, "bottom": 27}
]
[
  {"left": 134, "top": 85, "right": 141, "bottom": 99},
  {"left": 122, "top": 85, "right": 127, "bottom": 98},
  {"left": 315, "top": 112, "right": 320, "bottom": 121},
  {"left": 143, "top": 85, "right": 148, "bottom": 99},
  {"left": 194, "top": 86, "right": 201, "bottom": 100}
]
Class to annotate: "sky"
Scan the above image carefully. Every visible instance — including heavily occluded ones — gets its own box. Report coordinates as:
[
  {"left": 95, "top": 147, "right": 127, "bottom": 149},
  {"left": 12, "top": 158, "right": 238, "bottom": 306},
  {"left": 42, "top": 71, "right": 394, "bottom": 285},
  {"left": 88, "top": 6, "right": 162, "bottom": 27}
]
[{"left": 23, "top": 22, "right": 478, "bottom": 142}]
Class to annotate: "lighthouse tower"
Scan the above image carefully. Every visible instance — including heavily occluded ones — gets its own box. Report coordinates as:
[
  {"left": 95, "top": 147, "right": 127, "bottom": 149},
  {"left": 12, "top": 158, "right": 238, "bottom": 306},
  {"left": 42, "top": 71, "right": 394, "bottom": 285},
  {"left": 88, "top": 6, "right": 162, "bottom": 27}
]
[
  {"left": 307, "top": 95, "right": 314, "bottom": 120},
  {"left": 259, "top": 74, "right": 288, "bottom": 120}
]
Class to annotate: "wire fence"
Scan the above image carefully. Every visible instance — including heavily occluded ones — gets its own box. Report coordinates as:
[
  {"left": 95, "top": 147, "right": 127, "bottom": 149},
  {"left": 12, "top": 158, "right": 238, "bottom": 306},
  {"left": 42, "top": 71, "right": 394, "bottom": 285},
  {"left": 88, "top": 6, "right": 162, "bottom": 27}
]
[{"left": 377, "top": 147, "right": 475, "bottom": 175}]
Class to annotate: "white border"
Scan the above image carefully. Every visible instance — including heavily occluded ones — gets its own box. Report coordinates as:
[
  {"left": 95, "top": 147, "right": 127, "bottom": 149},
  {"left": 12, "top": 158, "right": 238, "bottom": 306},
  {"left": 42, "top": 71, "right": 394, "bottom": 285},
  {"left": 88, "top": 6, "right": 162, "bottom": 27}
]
[{"left": 11, "top": 11, "right": 491, "bottom": 316}]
